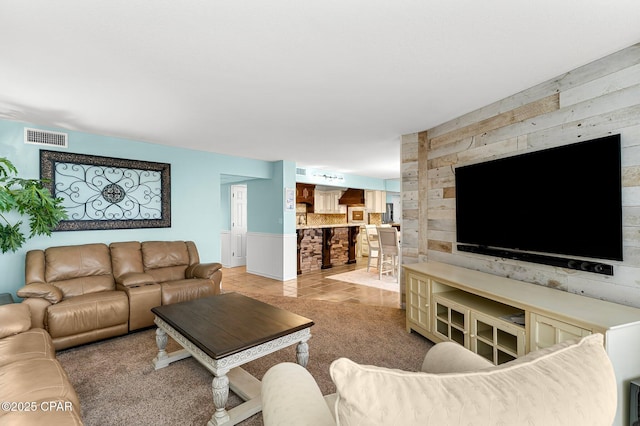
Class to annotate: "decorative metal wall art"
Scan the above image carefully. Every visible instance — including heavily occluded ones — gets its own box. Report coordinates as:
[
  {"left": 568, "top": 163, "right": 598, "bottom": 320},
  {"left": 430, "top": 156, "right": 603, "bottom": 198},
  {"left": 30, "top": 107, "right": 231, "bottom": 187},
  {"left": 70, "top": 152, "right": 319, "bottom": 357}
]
[{"left": 40, "top": 150, "right": 171, "bottom": 231}]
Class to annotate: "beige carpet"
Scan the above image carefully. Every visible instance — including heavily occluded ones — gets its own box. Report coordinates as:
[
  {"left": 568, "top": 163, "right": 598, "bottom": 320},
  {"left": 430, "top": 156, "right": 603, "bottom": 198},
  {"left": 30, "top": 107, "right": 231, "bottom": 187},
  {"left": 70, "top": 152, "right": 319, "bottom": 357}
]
[
  {"left": 56, "top": 293, "right": 431, "bottom": 426},
  {"left": 327, "top": 268, "right": 399, "bottom": 292}
]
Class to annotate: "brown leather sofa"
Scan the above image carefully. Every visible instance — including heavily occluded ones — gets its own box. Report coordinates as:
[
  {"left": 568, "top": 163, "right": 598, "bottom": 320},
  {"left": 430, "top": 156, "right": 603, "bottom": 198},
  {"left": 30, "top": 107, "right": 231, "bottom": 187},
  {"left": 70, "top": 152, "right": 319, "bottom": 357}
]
[
  {"left": 0, "top": 303, "right": 83, "bottom": 425},
  {"left": 18, "top": 241, "right": 222, "bottom": 350}
]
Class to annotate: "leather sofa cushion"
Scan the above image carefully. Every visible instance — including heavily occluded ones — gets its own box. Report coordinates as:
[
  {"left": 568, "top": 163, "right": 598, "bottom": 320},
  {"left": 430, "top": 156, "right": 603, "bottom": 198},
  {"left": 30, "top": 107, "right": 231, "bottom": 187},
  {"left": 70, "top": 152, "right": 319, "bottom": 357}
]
[
  {"left": 142, "top": 241, "right": 190, "bottom": 270},
  {"left": 161, "top": 279, "right": 217, "bottom": 305},
  {"left": 330, "top": 334, "right": 616, "bottom": 426},
  {"left": 44, "top": 244, "right": 115, "bottom": 297},
  {"left": 45, "top": 243, "right": 112, "bottom": 282},
  {"left": 0, "top": 304, "right": 31, "bottom": 339},
  {"left": 0, "top": 358, "right": 81, "bottom": 414},
  {"left": 110, "top": 241, "right": 145, "bottom": 280},
  {"left": 46, "top": 291, "right": 129, "bottom": 339},
  {"left": 0, "top": 329, "right": 55, "bottom": 368}
]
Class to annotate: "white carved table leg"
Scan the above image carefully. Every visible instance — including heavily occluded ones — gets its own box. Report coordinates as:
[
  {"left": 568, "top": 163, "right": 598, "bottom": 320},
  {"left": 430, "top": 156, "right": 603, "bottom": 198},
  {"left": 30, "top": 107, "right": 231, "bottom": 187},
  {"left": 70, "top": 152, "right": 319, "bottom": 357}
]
[
  {"left": 153, "top": 327, "right": 169, "bottom": 368},
  {"left": 296, "top": 338, "right": 310, "bottom": 367},
  {"left": 210, "top": 371, "right": 230, "bottom": 426},
  {"left": 152, "top": 324, "right": 192, "bottom": 370}
]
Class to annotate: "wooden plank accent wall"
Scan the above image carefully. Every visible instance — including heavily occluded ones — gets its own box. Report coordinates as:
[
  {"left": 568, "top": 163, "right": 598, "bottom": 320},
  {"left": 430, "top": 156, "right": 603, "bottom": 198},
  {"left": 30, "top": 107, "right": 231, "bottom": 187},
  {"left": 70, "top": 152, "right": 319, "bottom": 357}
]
[
  {"left": 399, "top": 132, "right": 419, "bottom": 306},
  {"left": 401, "top": 43, "right": 640, "bottom": 309}
]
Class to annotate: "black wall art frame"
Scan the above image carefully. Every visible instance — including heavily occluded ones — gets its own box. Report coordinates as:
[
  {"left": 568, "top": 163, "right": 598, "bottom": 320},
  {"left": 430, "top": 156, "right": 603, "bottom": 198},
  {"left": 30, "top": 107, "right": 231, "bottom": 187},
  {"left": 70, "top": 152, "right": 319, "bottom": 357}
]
[{"left": 40, "top": 150, "right": 171, "bottom": 231}]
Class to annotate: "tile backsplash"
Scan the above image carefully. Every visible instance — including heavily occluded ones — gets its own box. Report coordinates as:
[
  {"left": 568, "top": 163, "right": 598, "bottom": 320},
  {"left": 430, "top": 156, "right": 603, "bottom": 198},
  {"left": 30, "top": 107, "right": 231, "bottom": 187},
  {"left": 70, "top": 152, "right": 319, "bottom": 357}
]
[{"left": 306, "top": 213, "right": 348, "bottom": 226}]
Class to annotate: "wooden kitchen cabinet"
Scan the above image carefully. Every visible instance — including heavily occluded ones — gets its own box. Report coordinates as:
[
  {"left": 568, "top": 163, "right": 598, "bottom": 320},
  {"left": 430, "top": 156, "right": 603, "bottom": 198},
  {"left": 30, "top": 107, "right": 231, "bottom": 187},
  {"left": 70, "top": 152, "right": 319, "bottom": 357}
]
[
  {"left": 404, "top": 261, "right": 640, "bottom": 426},
  {"left": 314, "top": 190, "right": 346, "bottom": 214},
  {"left": 296, "top": 184, "right": 315, "bottom": 210},
  {"left": 365, "top": 190, "right": 386, "bottom": 213},
  {"left": 313, "top": 191, "right": 326, "bottom": 213},
  {"left": 330, "top": 191, "right": 347, "bottom": 214}
]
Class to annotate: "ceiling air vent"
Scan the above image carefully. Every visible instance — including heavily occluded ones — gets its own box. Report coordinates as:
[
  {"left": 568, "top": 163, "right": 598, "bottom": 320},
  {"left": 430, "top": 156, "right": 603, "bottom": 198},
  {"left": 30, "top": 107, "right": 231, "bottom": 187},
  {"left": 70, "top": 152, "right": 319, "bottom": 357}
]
[
  {"left": 296, "top": 167, "right": 307, "bottom": 176},
  {"left": 24, "top": 128, "right": 68, "bottom": 148}
]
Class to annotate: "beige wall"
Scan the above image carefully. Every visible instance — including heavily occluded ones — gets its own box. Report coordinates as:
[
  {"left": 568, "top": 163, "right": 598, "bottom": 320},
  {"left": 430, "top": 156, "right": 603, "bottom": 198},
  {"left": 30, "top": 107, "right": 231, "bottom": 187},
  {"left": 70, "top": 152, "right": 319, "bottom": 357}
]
[{"left": 401, "top": 43, "right": 640, "bottom": 308}]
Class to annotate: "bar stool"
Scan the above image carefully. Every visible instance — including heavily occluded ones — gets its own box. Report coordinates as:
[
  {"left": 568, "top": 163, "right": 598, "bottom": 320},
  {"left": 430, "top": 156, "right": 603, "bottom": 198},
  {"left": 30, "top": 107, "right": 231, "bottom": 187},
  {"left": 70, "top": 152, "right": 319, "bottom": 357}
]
[
  {"left": 377, "top": 226, "right": 400, "bottom": 280},
  {"left": 364, "top": 225, "right": 380, "bottom": 272}
]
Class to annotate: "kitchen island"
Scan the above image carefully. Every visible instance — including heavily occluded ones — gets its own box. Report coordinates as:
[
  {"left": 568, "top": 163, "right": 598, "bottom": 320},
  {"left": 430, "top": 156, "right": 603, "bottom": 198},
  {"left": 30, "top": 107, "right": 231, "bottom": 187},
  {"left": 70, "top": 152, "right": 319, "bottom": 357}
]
[{"left": 296, "top": 224, "right": 360, "bottom": 275}]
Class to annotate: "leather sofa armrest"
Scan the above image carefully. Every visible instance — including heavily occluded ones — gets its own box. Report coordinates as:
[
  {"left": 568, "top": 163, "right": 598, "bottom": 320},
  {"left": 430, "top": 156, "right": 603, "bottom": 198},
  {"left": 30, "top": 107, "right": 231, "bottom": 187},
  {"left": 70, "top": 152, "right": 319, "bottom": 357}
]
[
  {"left": 117, "top": 272, "right": 156, "bottom": 287},
  {"left": 262, "top": 362, "right": 335, "bottom": 426},
  {"left": 421, "top": 341, "right": 493, "bottom": 374},
  {"left": 17, "top": 284, "right": 61, "bottom": 330},
  {"left": 17, "top": 283, "right": 63, "bottom": 304},
  {"left": 20, "top": 298, "right": 51, "bottom": 329},
  {"left": 185, "top": 262, "right": 222, "bottom": 280}
]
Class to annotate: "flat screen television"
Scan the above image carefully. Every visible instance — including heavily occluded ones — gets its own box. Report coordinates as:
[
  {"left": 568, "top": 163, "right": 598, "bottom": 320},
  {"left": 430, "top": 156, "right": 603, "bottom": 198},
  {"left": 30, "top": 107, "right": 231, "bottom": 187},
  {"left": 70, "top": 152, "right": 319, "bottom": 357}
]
[{"left": 455, "top": 134, "right": 623, "bottom": 263}]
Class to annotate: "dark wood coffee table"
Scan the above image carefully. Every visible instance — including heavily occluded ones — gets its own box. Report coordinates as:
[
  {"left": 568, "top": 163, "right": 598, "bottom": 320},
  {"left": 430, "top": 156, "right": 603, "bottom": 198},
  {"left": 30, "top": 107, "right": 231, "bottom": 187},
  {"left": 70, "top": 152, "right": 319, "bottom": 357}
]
[{"left": 151, "top": 293, "right": 314, "bottom": 426}]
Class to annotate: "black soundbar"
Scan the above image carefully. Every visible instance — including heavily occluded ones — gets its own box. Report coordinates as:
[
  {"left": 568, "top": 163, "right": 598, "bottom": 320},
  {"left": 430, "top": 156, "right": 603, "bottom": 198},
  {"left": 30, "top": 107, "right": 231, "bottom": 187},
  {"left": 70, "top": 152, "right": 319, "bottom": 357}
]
[{"left": 457, "top": 245, "right": 614, "bottom": 276}]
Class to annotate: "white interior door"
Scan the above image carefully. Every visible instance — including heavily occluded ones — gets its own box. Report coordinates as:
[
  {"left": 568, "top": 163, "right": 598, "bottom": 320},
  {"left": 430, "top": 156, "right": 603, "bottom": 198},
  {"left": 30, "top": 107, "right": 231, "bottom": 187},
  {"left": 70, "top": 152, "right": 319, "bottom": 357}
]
[{"left": 230, "top": 185, "right": 247, "bottom": 267}]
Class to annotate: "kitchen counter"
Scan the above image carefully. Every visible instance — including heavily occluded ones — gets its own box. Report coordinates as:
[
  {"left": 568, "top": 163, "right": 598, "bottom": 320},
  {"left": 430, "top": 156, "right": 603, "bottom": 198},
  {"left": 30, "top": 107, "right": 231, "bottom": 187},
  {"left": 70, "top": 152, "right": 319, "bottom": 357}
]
[{"left": 296, "top": 223, "right": 361, "bottom": 229}]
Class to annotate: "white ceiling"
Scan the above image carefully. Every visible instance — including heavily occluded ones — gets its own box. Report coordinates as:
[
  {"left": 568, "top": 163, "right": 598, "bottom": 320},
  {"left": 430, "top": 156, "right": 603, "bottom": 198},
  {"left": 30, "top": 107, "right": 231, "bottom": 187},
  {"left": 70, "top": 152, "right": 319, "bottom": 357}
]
[{"left": 1, "top": 1, "right": 639, "bottom": 179}]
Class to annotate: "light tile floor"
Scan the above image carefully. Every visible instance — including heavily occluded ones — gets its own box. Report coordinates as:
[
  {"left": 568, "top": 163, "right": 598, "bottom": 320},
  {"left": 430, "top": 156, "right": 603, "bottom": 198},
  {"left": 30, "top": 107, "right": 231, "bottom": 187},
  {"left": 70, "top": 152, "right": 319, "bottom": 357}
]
[{"left": 221, "top": 258, "right": 401, "bottom": 309}]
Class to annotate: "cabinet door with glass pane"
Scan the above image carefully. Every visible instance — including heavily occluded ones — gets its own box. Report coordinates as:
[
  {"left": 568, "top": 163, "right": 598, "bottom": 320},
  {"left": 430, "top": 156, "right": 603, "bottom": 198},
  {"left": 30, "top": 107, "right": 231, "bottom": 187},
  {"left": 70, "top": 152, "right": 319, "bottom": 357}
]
[
  {"left": 470, "top": 311, "right": 525, "bottom": 365},
  {"left": 433, "top": 294, "right": 469, "bottom": 347},
  {"left": 406, "top": 272, "right": 430, "bottom": 335}
]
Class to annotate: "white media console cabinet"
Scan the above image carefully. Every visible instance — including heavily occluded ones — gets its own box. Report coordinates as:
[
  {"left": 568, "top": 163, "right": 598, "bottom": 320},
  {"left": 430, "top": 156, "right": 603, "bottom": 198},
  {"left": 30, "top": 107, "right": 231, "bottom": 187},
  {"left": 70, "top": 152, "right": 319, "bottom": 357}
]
[{"left": 404, "top": 261, "right": 640, "bottom": 426}]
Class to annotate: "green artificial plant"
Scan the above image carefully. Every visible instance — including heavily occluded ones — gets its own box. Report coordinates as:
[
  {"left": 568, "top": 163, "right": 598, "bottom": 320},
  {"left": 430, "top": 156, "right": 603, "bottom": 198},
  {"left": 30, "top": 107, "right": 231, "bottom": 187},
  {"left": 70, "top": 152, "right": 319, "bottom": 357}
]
[{"left": 0, "top": 157, "right": 67, "bottom": 253}]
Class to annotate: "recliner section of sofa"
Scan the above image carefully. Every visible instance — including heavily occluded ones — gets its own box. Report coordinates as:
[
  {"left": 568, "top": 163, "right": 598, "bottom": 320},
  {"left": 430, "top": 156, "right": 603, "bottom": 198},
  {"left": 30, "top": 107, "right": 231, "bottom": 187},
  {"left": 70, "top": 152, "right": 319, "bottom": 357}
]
[
  {"left": 20, "top": 243, "right": 129, "bottom": 351},
  {"left": 18, "top": 240, "right": 222, "bottom": 350},
  {"left": 111, "top": 240, "right": 222, "bottom": 330},
  {"left": 0, "top": 303, "right": 83, "bottom": 425}
]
